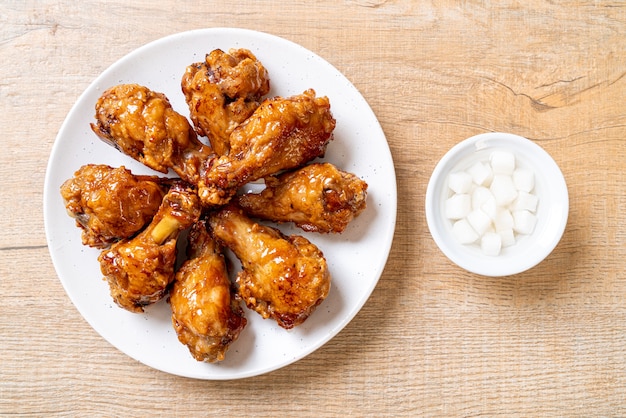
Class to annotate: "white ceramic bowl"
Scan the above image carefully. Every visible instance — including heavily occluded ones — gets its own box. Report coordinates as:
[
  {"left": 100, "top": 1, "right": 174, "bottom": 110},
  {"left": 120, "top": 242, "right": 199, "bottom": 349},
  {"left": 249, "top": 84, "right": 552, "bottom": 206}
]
[{"left": 425, "top": 132, "right": 568, "bottom": 276}]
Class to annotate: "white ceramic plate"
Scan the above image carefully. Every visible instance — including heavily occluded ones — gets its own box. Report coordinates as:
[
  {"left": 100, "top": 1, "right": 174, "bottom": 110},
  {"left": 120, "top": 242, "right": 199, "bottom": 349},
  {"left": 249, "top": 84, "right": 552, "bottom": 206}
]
[{"left": 43, "top": 28, "right": 396, "bottom": 379}]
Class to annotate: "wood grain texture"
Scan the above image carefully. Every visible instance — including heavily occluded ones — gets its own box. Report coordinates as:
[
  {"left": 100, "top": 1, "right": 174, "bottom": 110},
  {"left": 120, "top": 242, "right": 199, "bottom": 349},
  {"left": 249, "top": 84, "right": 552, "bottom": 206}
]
[{"left": 1, "top": 0, "right": 625, "bottom": 416}]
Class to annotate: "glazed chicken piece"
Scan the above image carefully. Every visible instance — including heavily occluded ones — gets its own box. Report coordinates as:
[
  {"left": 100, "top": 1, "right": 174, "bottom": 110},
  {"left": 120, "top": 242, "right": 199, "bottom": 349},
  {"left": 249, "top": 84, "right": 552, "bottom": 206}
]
[
  {"left": 181, "top": 48, "right": 270, "bottom": 156},
  {"left": 170, "top": 219, "right": 247, "bottom": 362},
  {"left": 207, "top": 204, "right": 331, "bottom": 329},
  {"left": 98, "top": 182, "right": 201, "bottom": 313},
  {"left": 60, "top": 164, "right": 168, "bottom": 248},
  {"left": 90, "top": 83, "right": 212, "bottom": 184},
  {"left": 198, "top": 89, "right": 336, "bottom": 206},
  {"left": 236, "top": 162, "right": 368, "bottom": 233}
]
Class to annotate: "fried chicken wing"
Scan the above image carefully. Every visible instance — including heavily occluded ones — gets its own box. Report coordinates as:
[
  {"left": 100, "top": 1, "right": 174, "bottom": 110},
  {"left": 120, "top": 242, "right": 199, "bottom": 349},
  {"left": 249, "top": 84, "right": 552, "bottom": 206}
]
[
  {"left": 170, "top": 219, "right": 246, "bottom": 362},
  {"left": 98, "top": 182, "right": 201, "bottom": 313},
  {"left": 207, "top": 204, "right": 330, "bottom": 329},
  {"left": 198, "top": 89, "right": 336, "bottom": 206},
  {"left": 181, "top": 48, "right": 270, "bottom": 156},
  {"left": 60, "top": 164, "right": 169, "bottom": 248},
  {"left": 90, "top": 83, "right": 212, "bottom": 184},
  {"left": 236, "top": 162, "right": 368, "bottom": 233}
]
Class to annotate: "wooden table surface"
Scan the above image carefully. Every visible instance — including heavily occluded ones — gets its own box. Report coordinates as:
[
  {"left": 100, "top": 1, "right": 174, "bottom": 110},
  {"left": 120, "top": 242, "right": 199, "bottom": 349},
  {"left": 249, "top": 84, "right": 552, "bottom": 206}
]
[{"left": 2, "top": 1, "right": 625, "bottom": 416}]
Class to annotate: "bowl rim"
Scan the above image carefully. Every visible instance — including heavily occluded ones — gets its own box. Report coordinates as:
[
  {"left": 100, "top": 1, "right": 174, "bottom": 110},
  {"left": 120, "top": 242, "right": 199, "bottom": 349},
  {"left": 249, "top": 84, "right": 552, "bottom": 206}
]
[{"left": 425, "top": 132, "right": 569, "bottom": 276}]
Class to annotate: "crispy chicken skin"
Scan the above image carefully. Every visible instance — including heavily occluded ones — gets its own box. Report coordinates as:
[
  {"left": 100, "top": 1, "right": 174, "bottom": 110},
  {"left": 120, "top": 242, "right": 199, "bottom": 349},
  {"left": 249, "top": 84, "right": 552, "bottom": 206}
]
[
  {"left": 170, "top": 219, "right": 246, "bottom": 362},
  {"left": 199, "top": 89, "right": 336, "bottom": 206},
  {"left": 236, "top": 162, "right": 368, "bottom": 233},
  {"left": 181, "top": 48, "right": 270, "bottom": 156},
  {"left": 98, "top": 182, "right": 201, "bottom": 313},
  {"left": 60, "top": 164, "right": 168, "bottom": 248},
  {"left": 90, "top": 83, "right": 212, "bottom": 184},
  {"left": 207, "top": 204, "right": 330, "bottom": 329}
]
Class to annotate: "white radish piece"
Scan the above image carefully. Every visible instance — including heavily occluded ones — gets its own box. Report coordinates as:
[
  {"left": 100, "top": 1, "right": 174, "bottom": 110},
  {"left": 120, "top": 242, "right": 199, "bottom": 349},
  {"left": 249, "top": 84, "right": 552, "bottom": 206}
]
[
  {"left": 513, "top": 210, "right": 537, "bottom": 235},
  {"left": 498, "top": 229, "right": 516, "bottom": 247},
  {"left": 481, "top": 232, "right": 502, "bottom": 256},
  {"left": 513, "top": 191, "right": 539, "bottom": 213},
  {"left": 467, "top": 209, "right": 492, "bottom": 236},
  {"left": 490, "top": 174, "right": 518, "bottom": 206},
  {"left": 513, "top": 168, "right": 534, "bottom": 193},
  {"left": 445, "top": 194, "right": 471, "bottom": 220},
  {"left": 480, "top": 197, "right": 498, "bottom": 220},
  {"left": 466, "top": 161, "right": 493, "bottom": 186},
  {"left": 490, "top": 150, "right": 516, "bottom": 175},
  {"left": 452, "top": 219, "right": 479, "bottom": 244},
  {"left": 471, "top": 186, "right": 492, "bottom": 210},
  {"left": 494, "top": 209, "right": 514, "bottom": 231},
  {"left": 447, "top": 171, "right": 473, "bottom": 194}
]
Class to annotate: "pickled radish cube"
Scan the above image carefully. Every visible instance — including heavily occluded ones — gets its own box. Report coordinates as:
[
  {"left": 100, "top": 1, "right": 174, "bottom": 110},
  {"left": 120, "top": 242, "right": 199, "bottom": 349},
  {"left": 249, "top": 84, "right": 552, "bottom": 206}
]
[
  {"left": 447, "top": 171, "right": 473, "bottom": 194},
  {"left": 467, "top": 209, "right": 492, "bottom": 236},
  {"left": 513, "top": 191, "right": 539, "bottom": 212},
  {"left": 494, "top": 209, "right": 514, "bottom": 231},
  {"left": 467, "top": 161, "right": 493, "bottom": 186},
  {"left": 445, "top": 194, "right": 471, "bottom": 219},
  {"left": 490, "top": 150, "right": 516, "bottom": 175},
  {"left": 471, "top": 187, "right": 493, "bottom": 210},
  {"left": 513, "top": 168, "right": 535, "bottom": 193},
  {"left": 490, "top": 174, "right": 518, "bottom": 206},
  {"left": 513, "top": 210, "right": 537, "bottom": 235},
  {"left": 452, "top": 219, "right": 479, "bottom": 244},
  {"left": 481, "top": 232, "right": 502, "bottom": 256},
  {"left": 480, "top": 196, "right": 498, "bottom": 220},
  {"left": 498, "top": 228, "right": 516, "bottom": 247}
]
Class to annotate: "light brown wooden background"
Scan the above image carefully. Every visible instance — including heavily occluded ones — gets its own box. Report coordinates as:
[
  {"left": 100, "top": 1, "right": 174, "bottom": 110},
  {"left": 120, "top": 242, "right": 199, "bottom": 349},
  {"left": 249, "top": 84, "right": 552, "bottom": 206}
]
[{"left": 2, "top": 1, "right": 625, "bottom": 416}]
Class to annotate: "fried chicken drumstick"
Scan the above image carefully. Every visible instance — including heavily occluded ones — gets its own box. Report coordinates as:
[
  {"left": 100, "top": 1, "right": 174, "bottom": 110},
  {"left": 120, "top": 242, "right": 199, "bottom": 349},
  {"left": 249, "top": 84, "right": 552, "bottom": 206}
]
[
  {"left": 207, "top": 204, "right": 331, "bottom": 329},
  {"left": 181, "top": 48, "right": 270, "bottom": 156},
  {"left": 236, "top": 162, "right": 368, "bottom": 233},
  {"left": 91, "top": 84, "right": 212, "bottom": 184},
  {"left": 198, "top": 89, "right": 336, "bottom": 206},
  {"left": 170, "top": 219, "right": 247, "bottom": 362},
  {"left": 98, "top": 182, "right": 201, "bottom": 313},
  {"left": 60, "top": 164, "right": 169, "bottom": 248}
]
